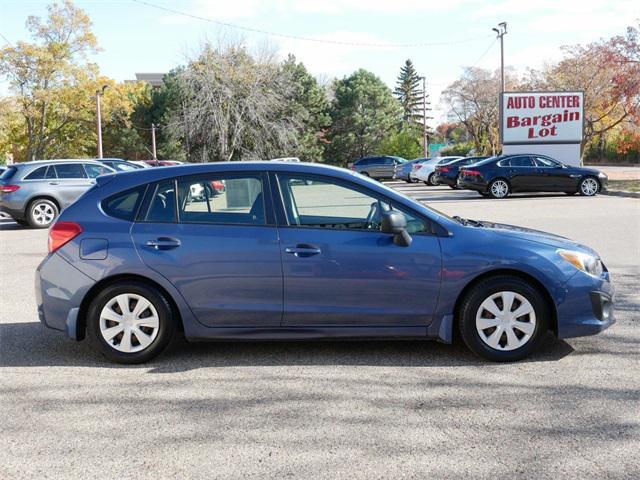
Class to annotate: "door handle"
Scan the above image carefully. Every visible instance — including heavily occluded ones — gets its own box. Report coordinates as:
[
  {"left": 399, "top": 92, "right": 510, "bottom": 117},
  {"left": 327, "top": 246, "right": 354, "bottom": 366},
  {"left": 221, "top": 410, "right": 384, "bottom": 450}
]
[
  {"left": 285, "top": 244, "right": 321, "bottom": 257},
  {"left": 146, "top": 237, "right": 181, "bottom": 250}
]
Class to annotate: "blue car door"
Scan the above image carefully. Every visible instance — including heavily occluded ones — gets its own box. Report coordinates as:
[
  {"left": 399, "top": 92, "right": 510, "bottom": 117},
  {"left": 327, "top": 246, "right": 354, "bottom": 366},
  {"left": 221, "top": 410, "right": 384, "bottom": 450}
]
[
  {"left": 131, "top": 172, "right": 283, "bottom": 327},
  {"left": 273, "top": 173, "right": 442, "bottom": 328}
]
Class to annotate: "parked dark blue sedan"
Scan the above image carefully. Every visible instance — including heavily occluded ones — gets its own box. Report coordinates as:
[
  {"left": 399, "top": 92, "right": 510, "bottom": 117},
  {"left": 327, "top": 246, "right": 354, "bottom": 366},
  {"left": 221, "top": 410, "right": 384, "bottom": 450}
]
[
  {"left": 36, "top": 162, "right": 614, "bottom": 363},
  {"left": 457, "top": 154, "right": 608, "bottom": 198}
]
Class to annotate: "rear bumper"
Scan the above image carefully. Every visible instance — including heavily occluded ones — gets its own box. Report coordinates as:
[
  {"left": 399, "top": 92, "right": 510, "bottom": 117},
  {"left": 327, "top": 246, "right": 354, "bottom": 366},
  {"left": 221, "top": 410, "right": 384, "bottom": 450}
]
[
  {"left": 436, "top": 174, "right": 457, "bottom": 186},
  {"left": 35, "top": 252, "right": 95, "bottom": 339}
]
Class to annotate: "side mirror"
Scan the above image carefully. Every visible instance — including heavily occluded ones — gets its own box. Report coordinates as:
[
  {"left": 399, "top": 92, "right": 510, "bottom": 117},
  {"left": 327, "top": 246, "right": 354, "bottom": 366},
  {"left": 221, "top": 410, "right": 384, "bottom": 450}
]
[{"left": 381, "top": 211, "right": 412, "bottom": 247}]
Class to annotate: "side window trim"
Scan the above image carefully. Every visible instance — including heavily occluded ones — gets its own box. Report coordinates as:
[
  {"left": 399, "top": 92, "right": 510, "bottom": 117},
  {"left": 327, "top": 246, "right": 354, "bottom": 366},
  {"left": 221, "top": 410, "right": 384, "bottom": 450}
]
[{"left": 272, "top": 172, "right": 436, "bottom": 235}]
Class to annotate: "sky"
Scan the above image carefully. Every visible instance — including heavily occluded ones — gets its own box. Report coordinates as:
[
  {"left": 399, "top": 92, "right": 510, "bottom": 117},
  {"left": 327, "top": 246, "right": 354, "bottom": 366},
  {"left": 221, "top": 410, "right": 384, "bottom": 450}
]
[{"left": 0, "top": 0, "right": 637, "bottom": 123}]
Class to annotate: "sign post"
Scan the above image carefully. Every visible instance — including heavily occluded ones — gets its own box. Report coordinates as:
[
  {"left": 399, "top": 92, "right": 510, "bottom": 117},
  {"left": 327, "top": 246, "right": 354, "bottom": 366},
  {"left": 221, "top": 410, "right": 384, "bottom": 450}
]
[{"left": 500, "top": 91, "right": 584, "bottom": 166}]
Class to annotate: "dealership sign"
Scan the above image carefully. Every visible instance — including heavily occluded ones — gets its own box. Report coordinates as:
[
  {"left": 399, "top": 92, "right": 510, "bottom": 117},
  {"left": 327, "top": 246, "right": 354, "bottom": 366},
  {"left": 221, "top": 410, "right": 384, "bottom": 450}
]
[{"left": 500, "top": 91, "right": 584, "bottom": 145}]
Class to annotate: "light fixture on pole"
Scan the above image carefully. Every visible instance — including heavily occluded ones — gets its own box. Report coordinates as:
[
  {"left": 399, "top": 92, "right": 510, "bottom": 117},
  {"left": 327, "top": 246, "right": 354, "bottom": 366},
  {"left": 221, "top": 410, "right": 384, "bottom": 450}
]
[
  {"left": 95, "top": 85, "right": 108, "bottom": 159},
  {"left": 492, "top": 22, "right": 507, "bottom": 93}
]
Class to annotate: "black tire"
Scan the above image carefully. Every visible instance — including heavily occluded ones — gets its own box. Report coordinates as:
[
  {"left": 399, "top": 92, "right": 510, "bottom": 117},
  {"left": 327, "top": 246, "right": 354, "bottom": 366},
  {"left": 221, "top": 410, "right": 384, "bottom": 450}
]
[
  {"left": 578, "top": 176, "right": 600, "bottom": 196},
  {"left": 487, "top": 178, "right": 510, "bottom": 199},
  {"left": 87, "top": 281, "right": 176, "bottom": 364},
  {"left": 27, "top": 198, "right": 59, "bottom": 228},
  {"left": 427, "top": 173, "right": 438, "bottom": 186},
  {"left": 457, "top": 275, "right": 549, "bottom": 362}
]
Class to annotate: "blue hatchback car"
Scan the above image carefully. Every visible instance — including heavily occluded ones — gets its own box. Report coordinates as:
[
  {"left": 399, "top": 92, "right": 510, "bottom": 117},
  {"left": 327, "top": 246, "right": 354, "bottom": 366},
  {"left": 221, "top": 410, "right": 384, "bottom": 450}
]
[{"left": 35, "top": 162, "right": 614, "bottom": 363}]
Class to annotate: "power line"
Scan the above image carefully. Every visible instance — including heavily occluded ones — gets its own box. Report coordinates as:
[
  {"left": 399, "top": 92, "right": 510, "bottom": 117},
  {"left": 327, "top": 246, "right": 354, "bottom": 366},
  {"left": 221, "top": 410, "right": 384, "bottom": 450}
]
[
  {"left": 470, "top": 38, "right": 498, "bottom": 68},
  {"left": 131, "top": 0, "right": 493, "bottom": 48}
]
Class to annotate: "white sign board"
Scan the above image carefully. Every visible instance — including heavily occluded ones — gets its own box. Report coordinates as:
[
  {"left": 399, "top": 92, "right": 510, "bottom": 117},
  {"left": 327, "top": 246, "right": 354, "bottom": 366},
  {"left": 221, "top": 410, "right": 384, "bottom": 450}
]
[{"left": 501, "top": 91, "right": 584, "bottom": 145}]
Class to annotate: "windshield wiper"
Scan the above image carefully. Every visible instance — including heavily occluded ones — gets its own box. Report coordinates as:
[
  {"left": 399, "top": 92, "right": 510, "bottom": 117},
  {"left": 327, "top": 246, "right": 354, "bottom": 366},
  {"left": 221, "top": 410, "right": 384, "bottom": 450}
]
[{"left": 453, "top": 216, "right": 483, "bottom": 227}]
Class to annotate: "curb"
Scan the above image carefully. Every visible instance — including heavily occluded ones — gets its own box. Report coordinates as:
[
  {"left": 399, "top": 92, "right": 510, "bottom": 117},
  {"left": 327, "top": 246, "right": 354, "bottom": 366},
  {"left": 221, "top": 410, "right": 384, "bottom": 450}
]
[{"left": 601, "top": 190, "right": 640, "bottom": 199}]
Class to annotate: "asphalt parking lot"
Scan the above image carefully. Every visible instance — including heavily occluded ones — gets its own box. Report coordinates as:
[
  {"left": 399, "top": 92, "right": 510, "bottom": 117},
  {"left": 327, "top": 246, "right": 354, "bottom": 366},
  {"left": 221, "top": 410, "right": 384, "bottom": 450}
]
[{"left": 1, "top": 183, "right": 639, "bottom": 479}]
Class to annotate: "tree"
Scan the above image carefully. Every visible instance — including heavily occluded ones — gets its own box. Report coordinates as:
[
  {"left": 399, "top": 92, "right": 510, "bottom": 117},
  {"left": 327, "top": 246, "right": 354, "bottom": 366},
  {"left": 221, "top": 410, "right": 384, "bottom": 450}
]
[
  {"left": 379, "top": 125, "right": 423, "bottom": 160},
  {"left": 393, "top": 59, "right": 427, "bottom": 126},
  {"left": 441, "top": 67, "right": 509, "bottom": 155},
  {"left": 0, "top": 0, "right": 98, "bottom": 160},
  {"left": 327, "top": 69, "right": 403, "bottom": 164},
  {"left": 281, "top": 55, "right": 330, "bottom": 162},
  {"left": 163, "top": 42, "right": 300, "bottom": 162}
]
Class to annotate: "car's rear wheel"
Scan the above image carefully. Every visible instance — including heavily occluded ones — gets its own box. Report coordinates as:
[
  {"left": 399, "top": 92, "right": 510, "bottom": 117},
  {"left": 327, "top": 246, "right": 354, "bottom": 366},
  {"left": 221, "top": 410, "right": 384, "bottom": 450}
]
[
  {"left": 427, "top": 173, "right": 438, "bottom": 186},
  {"left": 488, "top": 179, "right": 510, "bottom": 198},
  {"left": 87, "top": 281, "right": 176, "bottom": 364},
  {"left": 27, "top": 199, "right": 59, "bottom": 228},
  {"left": 579, "top": 177, "right": 599, "bottom": 196},
  {"left": 458, "top": 276, "right": 549, "bottom": 361}
]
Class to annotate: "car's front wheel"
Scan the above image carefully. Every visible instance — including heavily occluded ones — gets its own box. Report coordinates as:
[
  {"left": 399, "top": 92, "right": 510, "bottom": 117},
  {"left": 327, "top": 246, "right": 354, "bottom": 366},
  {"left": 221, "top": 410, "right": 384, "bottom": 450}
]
[
  {"left": 87, "top": 281, "right": 176, "bottom": 364},
  {"left": 579, "top": 177, "right": 600, "bottom": 196},
  {"left": 27, "top": 199, "right": 59, "bottom": 228},
  {"left": 458, "top": 276, "right": 549, "bottom": 361}
]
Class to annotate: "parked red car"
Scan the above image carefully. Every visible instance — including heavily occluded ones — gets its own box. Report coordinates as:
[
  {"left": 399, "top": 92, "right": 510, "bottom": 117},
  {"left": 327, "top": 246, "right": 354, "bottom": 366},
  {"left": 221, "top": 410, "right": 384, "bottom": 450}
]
[{"left": 144, "top": 160, "right": 183, "bottom": 167}]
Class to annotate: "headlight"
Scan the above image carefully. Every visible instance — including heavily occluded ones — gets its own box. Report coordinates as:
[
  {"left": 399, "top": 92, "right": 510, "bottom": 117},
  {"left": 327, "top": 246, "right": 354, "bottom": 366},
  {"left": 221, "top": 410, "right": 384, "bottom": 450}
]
[{"left": 558, "top": 249, "right": 603, "bottom": 277}]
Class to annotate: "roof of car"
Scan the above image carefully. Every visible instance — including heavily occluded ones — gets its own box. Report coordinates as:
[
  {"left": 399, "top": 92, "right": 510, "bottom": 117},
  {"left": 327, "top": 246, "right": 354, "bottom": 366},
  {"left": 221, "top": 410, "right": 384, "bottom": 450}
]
[{"left": 13, "top": 159, "right": 115, "bottom": 167}]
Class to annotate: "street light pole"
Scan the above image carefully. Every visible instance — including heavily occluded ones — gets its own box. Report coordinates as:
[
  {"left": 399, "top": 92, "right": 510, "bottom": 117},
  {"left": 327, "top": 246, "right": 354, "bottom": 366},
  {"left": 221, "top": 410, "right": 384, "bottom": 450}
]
[
  {"left": 492, "top": 22, "right": 507, "bottom": 93},
  {"left": 420, "top": 76, "right": 428, "bottom": 158},
  {"left": 95, "top": 85, "right": 108, "bottom": 159}
]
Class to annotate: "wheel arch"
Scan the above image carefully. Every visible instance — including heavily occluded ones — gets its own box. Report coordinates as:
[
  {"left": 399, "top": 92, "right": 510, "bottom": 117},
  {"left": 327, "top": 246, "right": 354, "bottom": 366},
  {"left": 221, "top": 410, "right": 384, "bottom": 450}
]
[
  {"left": 580, "top": 175, "right": 601, "bottom": 191},
  {"left": 27, "top": 195, "right": 61, "bottom": 212},
  {"left": 75, "top": 273, "right": 184, "bottom": 341},
  {"left": 452, "top": 268, "right": 558, "bottom": 336}
]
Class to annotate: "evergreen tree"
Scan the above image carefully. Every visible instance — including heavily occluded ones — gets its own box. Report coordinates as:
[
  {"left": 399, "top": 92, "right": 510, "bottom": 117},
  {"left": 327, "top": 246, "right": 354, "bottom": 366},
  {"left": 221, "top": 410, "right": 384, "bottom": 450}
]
[{"left": 393, "top": 59, "right": 428, "bottom": 126}]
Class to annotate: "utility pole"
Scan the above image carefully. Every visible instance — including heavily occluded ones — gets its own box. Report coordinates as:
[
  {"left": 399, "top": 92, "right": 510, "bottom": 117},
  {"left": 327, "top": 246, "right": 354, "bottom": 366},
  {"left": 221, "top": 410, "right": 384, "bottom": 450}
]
[
  {"left": 151, "top": 123, "right": 157, "bottom": 160},
  {"left": 95, "top": 85, "right": 108, "bottom": 158},
  {"left": 420, "top": 76, "right": 428, "bottom": 158},
  {"left": 492, "top": 22, "right": 507, "bottom": 93}
]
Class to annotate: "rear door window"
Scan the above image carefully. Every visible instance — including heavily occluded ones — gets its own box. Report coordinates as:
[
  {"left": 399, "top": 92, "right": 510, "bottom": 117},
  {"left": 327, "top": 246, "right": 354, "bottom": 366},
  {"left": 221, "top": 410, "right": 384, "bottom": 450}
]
[
  {"left": 54, "top": 163, "right": 88, "bottom": 179},
  {"left": 84, "top": 163, "right": 111, "bottom": 178},
  {"left": 177, "top": 175, "right": 265, "bottom": 225},
  {"left": 145, "top": 180, "right": 177, "bottom": 223},
  {"left": 508, "top": 156, "right": 535, "bottom": 167}
]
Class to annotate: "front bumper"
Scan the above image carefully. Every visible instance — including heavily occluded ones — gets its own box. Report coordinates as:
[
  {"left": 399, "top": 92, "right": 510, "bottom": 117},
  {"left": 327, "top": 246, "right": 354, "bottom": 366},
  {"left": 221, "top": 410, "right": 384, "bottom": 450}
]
[
  {"left": 556, "top": 270, "right": 615, "bottom": 338},
  {"left": 36, "top": 252, "right": 95, "bottom": 339}
]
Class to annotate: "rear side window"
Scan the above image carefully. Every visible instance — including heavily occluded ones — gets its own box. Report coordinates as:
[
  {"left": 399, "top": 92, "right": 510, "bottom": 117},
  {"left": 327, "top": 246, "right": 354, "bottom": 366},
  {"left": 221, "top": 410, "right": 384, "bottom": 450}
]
[
  {"left": 102, "top": 186, "right": 145, "bottom": 221},
  {"left": 145, "top": 180, "right": 177, "bottom": 223},
  {"left": 24, "top": 166, "right": 48, "bottom": 180},
  {"left": 55, "top": 163, "right": 87, "bottom": 179}
]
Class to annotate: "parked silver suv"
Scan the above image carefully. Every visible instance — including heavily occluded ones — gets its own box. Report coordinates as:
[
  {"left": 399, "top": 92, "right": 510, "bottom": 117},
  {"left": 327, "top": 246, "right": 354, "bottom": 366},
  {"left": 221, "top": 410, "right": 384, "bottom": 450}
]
[
  {"left": 0, "top": 160, "right": 115, "bottom": 228},
  {"left": 350, "top": 156, "right": 408, "bottom": 180}
]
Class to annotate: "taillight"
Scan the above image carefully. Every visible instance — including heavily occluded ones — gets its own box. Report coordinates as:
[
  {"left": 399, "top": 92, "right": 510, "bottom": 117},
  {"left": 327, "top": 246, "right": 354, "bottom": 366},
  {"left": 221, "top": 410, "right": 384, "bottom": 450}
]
[
  {"left": 440, "top": 167, "right": 450, "bottom": 173},
  {"left": 0, "top": 184, "right": 20, "bottom": 193},
  {"left": 464, "top": 169, "right": 482, "bottom": 176},
  {"left": 48, "top": 221, "right": 83, "bottom": 253},
  {"left": 414, "top": 165, "right": 423, "bottom": 170}
]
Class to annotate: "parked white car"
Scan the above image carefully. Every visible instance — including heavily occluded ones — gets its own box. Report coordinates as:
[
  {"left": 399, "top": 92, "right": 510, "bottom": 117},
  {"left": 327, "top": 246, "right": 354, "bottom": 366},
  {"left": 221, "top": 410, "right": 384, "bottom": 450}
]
[{"left": 412, "top": 156, "right": 464, "bottom": 185}]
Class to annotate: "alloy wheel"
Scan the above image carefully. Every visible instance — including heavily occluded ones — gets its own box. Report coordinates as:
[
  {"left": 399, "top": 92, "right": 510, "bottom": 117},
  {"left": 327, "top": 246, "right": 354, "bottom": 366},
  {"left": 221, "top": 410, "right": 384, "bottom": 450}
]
[
  {"left": 490, "top": 180, "right": 509, "bottom": 198},
  {"left": 99, "top": 293, "right": 160, "bottom": 353},
  {"left": 580, "top": 178, "right": 599, "bottom": 196},
  {"left": 32, "top": 202, "right": 56, "bottom": 226},
  {"left": 428, "top": 173, "right": 438, "bottom": 186},
  {"left": 475, "top": 291, "right": 536, "bottom": 351}
]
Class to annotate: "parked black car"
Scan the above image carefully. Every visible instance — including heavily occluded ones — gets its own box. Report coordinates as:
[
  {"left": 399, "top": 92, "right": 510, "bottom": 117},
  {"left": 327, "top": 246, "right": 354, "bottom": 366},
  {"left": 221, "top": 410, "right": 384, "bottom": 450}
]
[
  {"left": 434, "top": 156, "right": 489, "bottom": 189},
  {"left": 457, "top": 154, "right": 608, "bottom": 198}
]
